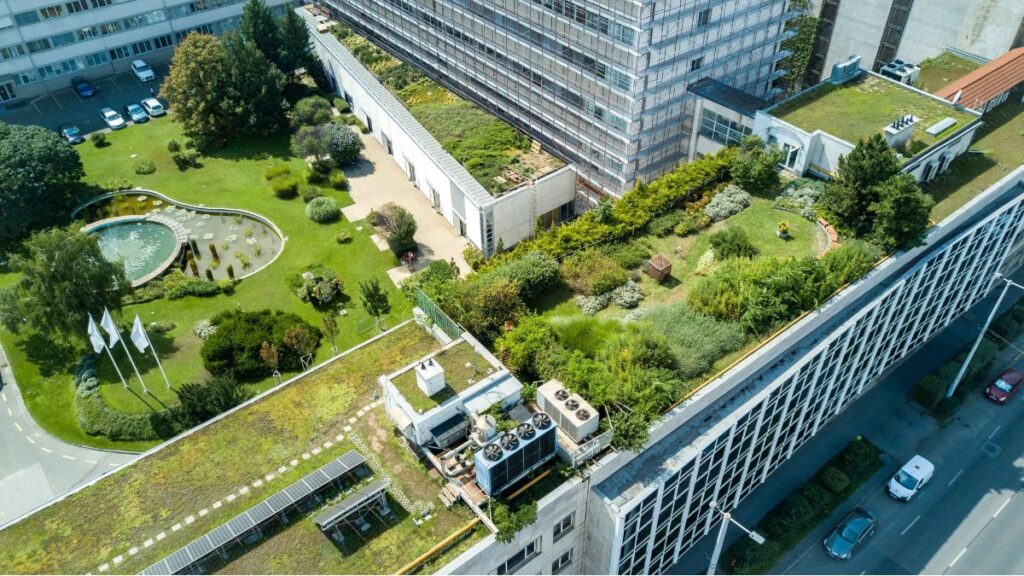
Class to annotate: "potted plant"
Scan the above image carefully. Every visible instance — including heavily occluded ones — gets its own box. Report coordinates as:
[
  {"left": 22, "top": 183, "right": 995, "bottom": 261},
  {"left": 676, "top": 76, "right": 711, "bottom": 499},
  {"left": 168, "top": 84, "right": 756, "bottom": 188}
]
[{"left": 777, "top": 221, "right": 790, "bottom": 239}]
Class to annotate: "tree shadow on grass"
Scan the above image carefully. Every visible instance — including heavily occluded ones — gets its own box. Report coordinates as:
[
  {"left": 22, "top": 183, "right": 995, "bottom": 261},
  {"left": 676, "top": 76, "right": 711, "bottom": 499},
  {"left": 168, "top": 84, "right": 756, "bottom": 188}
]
[
  {"left": 201, "top": 133, "right": 298, "bottom": 163},
  {"left": 18, "top": 332, "right": 80, "bottom": 377},
  {"left": 922, "top": 153, "right": 999, "bottom": 207}
]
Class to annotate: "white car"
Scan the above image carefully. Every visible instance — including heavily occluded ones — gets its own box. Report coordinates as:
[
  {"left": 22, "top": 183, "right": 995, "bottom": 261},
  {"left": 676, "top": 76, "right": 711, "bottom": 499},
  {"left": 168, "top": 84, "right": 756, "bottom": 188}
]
[
  {"left": 131, "top": 59, "right": 156, "bottom": 82},
  {"left": 100, "top": 107, "right": 126, "bottom": 130},
  {"left": 141, "top": 97, "right": 166, "bottom": 117},
  {"left": 887, "top": 455, "right": 934, "bottom": 501}
]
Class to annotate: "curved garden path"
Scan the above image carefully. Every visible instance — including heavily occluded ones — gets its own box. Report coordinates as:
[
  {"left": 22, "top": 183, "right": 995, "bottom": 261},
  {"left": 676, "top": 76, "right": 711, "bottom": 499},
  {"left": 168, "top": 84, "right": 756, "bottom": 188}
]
[{"left": 0, "top": 340, "right": 129, "bottom": 527}]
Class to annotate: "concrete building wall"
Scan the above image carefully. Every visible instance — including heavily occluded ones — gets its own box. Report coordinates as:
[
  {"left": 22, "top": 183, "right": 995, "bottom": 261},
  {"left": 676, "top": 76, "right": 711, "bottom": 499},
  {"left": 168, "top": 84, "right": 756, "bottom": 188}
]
[{"left": 490, "top": 167, "right": 577, "bottom": 250}]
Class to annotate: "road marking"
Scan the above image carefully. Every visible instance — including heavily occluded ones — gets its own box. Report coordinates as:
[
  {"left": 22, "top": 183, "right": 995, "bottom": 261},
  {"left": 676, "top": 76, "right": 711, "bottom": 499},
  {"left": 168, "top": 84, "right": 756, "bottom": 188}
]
[
  {"left": 25, "top": 435, "right": 35, "bottom": 444},
  {"left": 40, "top": 446, "right": 52, "bottom": 453},
  {"left": 1, "top": 392, "right": 6, "bottom": 402},
  {"left": 6, "top": 407, "right": 11, "bottom": 416},
  {"left": 13, "top": 422, "right": 22, "bottom": 432},
  {"left": 948, "top": 468, "right": 965, "bottom": 486},
  {"left": 61, "top": 454, "right": 75, "bottom": 461},
  {"left": 988, "top": 425, "right": 1002, "bottom": 441},
  {"left": 108, "top": 462, "right": 119, "bottom": 467},
  {"left": 994, "top": 497, "right": 1012, "bottom": 518},
  {"left": 86, "top": 459, "right": 98, "bottom": 464},
  {"left": 950, "top": 548, "right": 967, "bottom": 568},
  {"left": 901, "top": 515, "right": 921, "bottom": 536}
]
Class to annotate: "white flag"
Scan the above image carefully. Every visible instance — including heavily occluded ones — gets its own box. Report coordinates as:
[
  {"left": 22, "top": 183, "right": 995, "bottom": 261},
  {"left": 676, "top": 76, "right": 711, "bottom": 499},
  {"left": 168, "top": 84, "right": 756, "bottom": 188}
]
[
  {"left": 87, "top": 315, "right": 106, "bottom": 354},
  {"left": 100, "top": 308, "right": 120, "bottom": 347},
  {"left": 130, "top": 315, "right": 150, "bottom": 354}
]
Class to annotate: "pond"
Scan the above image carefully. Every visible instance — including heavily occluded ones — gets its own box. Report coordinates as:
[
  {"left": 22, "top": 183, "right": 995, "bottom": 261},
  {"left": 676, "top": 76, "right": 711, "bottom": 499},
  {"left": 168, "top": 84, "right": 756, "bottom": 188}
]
[{"left": 90, "top": 219, "right": 179, "bottom": 284}]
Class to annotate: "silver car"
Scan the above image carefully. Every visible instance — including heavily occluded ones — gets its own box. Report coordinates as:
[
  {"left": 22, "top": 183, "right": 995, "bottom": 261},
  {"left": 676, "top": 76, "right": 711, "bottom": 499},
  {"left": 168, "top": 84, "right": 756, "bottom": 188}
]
[{"left": 100, "top": 107, "right": 126, "bottom": 130}]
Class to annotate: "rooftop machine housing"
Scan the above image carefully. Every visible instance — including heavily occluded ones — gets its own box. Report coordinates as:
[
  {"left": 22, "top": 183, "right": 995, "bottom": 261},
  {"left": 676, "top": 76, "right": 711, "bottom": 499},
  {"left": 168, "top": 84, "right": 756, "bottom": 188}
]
[
  {"left": 536, "top": 379, "right": 599, "bottom": 443},
  {"left": 474, "top": 413, "right": 557, "bottom": 496}
]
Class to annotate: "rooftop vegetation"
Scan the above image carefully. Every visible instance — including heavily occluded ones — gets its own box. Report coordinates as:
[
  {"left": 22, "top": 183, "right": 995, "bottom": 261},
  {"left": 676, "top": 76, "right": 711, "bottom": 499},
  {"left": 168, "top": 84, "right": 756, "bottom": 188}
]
[
  {"left": 390, "top": 339, "right": 495, "bottom": 412},
  {"left": 0, "top": 322, "right": 462, "bottom": 574},
  {"left": 771, "top": 73, "right": 977, "bottom": 153},
  {"left": 330, "top": 24, "right": 564, "bottom": 196},
  {"left": 915, "top": 51, "right": 982, "bottom": 94}
]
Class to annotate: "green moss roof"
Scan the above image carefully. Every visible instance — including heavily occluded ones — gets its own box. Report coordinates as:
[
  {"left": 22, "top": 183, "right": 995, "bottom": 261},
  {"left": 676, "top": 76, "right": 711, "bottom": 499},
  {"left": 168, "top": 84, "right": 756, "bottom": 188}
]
[
  {"left": 390, "top": 340, "right": 495, "bottom": 412},
  {"left": 916, "top": 52, "right": 983, "bottom": 94}
]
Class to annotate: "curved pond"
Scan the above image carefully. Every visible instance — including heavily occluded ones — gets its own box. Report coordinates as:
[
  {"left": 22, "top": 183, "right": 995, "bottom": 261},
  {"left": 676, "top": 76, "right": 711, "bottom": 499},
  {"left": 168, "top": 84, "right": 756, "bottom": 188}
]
[{"left": 90, "top": 220, "right": 179, "bottom": 284}]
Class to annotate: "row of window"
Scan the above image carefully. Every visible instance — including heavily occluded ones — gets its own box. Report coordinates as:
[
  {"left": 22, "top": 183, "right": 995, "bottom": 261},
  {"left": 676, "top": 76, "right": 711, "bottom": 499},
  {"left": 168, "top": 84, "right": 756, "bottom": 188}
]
[
  {"left": 11, "top": 0, "right": 244, "bottom": 27},
  {"left": 493, "top": 512, "right": 575, "bottom": 575},
  {"left": 529, "top": 0, "right": 636, "bottom": 46},
  {"left": 699, "top": 109, "right": 752, "bottom": 147}
]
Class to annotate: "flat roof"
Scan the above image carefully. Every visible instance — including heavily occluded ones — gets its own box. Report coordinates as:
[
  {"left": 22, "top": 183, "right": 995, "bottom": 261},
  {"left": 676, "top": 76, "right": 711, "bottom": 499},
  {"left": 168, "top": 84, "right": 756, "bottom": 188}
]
[
  {"left": 769, "top": 72, "right": 978, "bottom": 152},
  {"left": 916, "top": 51, "right": 984, "bottom": 94},
  {"left": 935, "top": 47, "right": 1024, "bottom": 110},
  {"left": 689, "top": 77, "right": 769, "bottom": 117},
  {"left": 389, "top": 339, "right": 496, "bottom": 412}
]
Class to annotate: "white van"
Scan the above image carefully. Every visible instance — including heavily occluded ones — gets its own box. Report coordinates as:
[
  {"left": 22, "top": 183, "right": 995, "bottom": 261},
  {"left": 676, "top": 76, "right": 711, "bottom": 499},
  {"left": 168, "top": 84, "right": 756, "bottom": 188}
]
[{"left": 887, "top": 455, "right": 934, "bottom": 501}]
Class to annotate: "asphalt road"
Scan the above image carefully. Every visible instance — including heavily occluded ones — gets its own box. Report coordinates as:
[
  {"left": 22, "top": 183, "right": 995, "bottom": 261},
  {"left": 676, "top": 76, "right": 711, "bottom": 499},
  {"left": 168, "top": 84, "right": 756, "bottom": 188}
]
[{"left": 0, "top": 340, "right": 129, "bottom": 527}]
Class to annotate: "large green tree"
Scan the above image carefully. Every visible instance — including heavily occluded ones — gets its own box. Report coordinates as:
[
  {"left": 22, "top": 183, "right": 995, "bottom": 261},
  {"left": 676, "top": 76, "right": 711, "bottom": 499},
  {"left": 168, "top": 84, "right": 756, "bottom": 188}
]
[
  {"left": 222, "top": 32, "right": 288, "bottom": 134},
  {"left": 278, "top": 7, "right": 314, "bottom": 76},
  {"left": 240, "top": 0, "right": 281, "bottom": 67},
  {"left": 0, "top": 226, "right": 129, "bottom": 336},
  {"left": 0, "top": 123, "right": 84, "bottom": 247},
  {"left": 820, "top": 134, "right": 901, "bottom": 234},
  {"left": 160, "top": 34, "right": 232, "bottom": 144},
  {"left": 730, "top": 135, "right": 785, "bottom": 195},
  {"left": 869, "top": 174, "right": 934, "bottom": 252}
]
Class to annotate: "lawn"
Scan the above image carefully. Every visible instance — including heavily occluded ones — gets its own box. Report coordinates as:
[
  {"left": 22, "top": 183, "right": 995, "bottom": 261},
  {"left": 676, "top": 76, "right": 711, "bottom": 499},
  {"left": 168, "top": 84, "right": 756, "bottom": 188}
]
[
  {"left": 915, "top": 51, "right": 981, "bottom": 94},
  {"left": 771, "top": 74, "right": 977, "bottom": 149},
  {"left": 0, "top": 117, "right": 413, "bottom": 447},
  {"left": 390, "top": 339, "right": 493, "bottom": 412},
  {"left": 925, "top": 99, "right": 1024, "bottom": 221},
  {"left": 0, "top": 321, "right": 443, "bottom": 574}
]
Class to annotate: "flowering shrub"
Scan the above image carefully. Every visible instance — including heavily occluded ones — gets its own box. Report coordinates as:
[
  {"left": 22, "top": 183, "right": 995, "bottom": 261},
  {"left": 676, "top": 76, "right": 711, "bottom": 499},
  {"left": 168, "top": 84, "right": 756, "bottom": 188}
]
[
  {"left": 704, "top": 184, "right": 751, "bottom": 222},
  {"left": 611, "top": 280, "right": 644, "bottom": 308}
]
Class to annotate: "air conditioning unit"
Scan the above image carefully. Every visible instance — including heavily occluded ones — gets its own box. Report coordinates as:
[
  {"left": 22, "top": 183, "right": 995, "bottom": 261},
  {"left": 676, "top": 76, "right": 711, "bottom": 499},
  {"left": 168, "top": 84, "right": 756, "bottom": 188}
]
[
  {"left": 879, "top": 59, "right": 920, "bottom": 85},
  {"left": 415, "top": 358, "right": 445, "bottom": 397},
  {"left": 829, "top": 55, "right": 862, "bottom": 85},
  {"left": 537, "top": 380, "right": 599, "bottom": 443},
  {"left": 473, "top": 414, "right": 556, "bottom": 496}
]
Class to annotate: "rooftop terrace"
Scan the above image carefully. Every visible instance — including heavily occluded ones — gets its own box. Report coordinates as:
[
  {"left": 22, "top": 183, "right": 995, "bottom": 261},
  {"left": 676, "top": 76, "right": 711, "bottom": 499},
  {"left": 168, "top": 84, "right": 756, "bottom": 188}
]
[
  {"left": 770, "top": 73, "right": 977, "bottom": 153},
  {"left": 916, "top": 51, "right": 983, "bottom": 94},
  {"left": 389, "top": 339, "right": 497, "bottom": 412}
]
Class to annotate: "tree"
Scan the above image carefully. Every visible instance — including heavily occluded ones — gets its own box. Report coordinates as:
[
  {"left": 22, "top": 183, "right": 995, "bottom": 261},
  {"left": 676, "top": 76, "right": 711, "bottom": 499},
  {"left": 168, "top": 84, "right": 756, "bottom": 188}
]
[
  {"left": 221, "top": 32, "right": 288, "bottom": 135},
  {"left": 820, "top": 134, "right": 901, "bottom": 235},
  {"left": 0, "top": 122, "right": 84, "bottom": 247},
  {"left": 373, "top": 202, "right": 417, "bottom": 257},
  {"left": 493, "top": 501, "right": 538, "bottom": 543},
  {"left": 869, "top": 174, "right": 934, "bottom": 252},
  {"left": 278, "top": 7, "right": 314, "bottom": 76},
  {"left": 609, "top": 410, "right": 651, "bottom": 452},
  {"left": 160, "top": 34, "right": 232, "bottom": 145},
  {"left": 495, "top": 316, "right": 558, "bottom": 381},
  {"left": 730, "top": 135, "right": 785, "bottom": 195},
  {"left": 321, "top": 312, "right": 339, "bottom": 353},
  {"left": 458, "top": 277, "right": 526, "bottom": 343},
  {"left": 259, "top": 340, "right": 280, "bottom": 383},
  {"left": 291, "top": 123, "right": 363, "bottom": 167},
  {"left": 174, "top": 374, "right": 250, "bottom": 428},
  {"left": 359, "top": 278, "right": 391, "bottom": 328},
  {"left": 200, "top": 310, "right": 319, "bottom": 378},
  {"left": 282, "top": 325, "right": 318, "bottom": 370},
  {"left": 0, "top": 225, "right": 129, "bottom": 336},
  {"left": 240, "top": 0, "right": 280, "bottom": 67},
  {"left": 289, "top": 96, "right": 333, "bottom": 128}
]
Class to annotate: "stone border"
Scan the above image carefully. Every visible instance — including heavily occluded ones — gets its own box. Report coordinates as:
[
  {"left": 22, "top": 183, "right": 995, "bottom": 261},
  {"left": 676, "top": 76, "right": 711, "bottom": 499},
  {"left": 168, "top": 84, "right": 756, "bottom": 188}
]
[
  {"left": 73, "top": 188, "right": 288, "bottom": 282},
  {"left": 82, "top": 215, "right": 186, "bottom": 288}
]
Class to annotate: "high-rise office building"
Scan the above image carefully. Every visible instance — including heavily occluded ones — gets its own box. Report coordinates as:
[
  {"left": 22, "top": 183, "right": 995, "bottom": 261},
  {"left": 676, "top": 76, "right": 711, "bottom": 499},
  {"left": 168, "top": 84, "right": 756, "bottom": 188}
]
[{"left": 313, "top": 0, "right": 794, "bottom": 198}]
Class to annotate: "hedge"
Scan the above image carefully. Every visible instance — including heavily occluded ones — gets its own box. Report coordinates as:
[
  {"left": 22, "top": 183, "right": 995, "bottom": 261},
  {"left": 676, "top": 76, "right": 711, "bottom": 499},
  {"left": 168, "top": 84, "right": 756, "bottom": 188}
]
[{"left": 74, "top": 355, "right": 176, "bottom": 441}]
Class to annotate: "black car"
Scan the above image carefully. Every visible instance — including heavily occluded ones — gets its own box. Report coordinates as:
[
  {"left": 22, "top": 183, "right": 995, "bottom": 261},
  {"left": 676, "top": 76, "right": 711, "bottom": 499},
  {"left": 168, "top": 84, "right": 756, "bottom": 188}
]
[
  {"left": 57, "top": 124, "right": 84, "bottom": 144},
  {"left": 824, "top": 507, "right": 877, "bottom": 560},
  {"left": 71, "top": 76, "right": 97, "bottom": 98}
]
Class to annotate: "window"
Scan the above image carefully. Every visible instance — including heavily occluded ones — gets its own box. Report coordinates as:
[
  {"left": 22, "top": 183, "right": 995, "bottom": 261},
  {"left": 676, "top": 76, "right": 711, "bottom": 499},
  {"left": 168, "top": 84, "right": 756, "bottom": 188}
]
[
  {"left": 14, "top": 12, "right": 41, "bottom": 26},
  {"left": 66, "top": 1, "right": 90, "bottom": 14},
  {"left": 153, "top": 35, "right": 173, "bottom": 49},
  {"left": 77, "top": 27, "right": 97, "bottom": 41},
  {"left": 697, "top": 8, "right": 711, "bottom": 27},
  {"left": 108, "top": 45, "right": 131, "bottom": 60},
  {"left": 496, "top": 537, "right": 540, "bottom": 575},
  {"left": 553, "top": 513, "right": 575, "bottom": 541},
  {"left": 0, "top": 45, "right": 26, "bottom": 62},
  {"left": 690, "top": 56, "right": 704, "bottom": 72},
  {"left": 26, "top": 39, "right": 53, "bottom": 54},
  {"left": 131, "top": 40, "right": 153, "bottom": 55},
  {"left": 699, "top": 110, "right": 752, "bottom": 147},
  {"left": 85, "top": 51, "right": 109, "bottom": 67},
  {"left": 552, "top": 550, "right": 573, "bottom": 574},
  {"left": 51, "top": 32, "right": 76, "bottom": 47},
  {"left": 90, "top": 0, "right": 113, "bottom": 7},
  {"left": 40, "top": 5, "right": 65, "bottom": 19}
]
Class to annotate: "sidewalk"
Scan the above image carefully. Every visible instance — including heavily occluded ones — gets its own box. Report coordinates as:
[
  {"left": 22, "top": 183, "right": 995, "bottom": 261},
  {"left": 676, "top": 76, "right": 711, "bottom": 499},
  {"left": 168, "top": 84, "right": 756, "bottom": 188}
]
[
  {"left": 669, "top": 268, "right": 1024, "bottom": 574},
  {"left": 342, "top": 133, "right": 470, "bottom": 285}
]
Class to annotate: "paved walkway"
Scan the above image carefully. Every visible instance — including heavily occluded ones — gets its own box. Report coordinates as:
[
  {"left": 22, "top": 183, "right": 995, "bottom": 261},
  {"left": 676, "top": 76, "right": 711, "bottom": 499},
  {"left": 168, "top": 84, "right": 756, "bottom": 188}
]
[
  {"left": 342, "top": 133, "right": 471, "bottom": 285},
  {"left": 0, "top": 340, "right": 128, "bottom": 527}
]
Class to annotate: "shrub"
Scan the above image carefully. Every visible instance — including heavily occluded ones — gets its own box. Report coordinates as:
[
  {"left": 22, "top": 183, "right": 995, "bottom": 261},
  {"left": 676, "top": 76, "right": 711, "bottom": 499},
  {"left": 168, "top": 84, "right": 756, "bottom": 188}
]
[
  {"left": 709, "top": 227, "right": 759, "bottom": 259},
  {"left": 289, "top": 95, "right": 333, "bottom": 127},
  {"left": 264, "top": 162, "right": 291, "bottom": 180},
  {"left": 561, "top": 250, "right": 628, "bottom": 296},
  {"left": 457, "top": 277, "right": 526, "bottom": 342},
  {"left": 295, "top": 267, "right": 343, "bottom": 305},
  {"left": 333, "top": 97, "right": 351, "bottom": 114},
  {"left": 483, "top": 251, "right": 561, "bottom": 302},
  {"left": 819, "top": 466, "right": 850, "bottom": 494},
  {"left": 674, "top": 211, "right": 712, "bottom": 236},
  {"left": 171, "top": 149, "right": 200, "bottom": 170},
  {"left": 200, "top": 310, "right": 320, "bottom": 378},
  {"left": 495, "top": 316, "right": 558, "bottom": 381},
  {"left": 166, "top": 138, "right": 181, "bottom": 153},
  {"left": 299, "top": 184, "right": 322, "bottom": 203},
  {"left": 838, "top": 436, "right": 882, "bottom": 479},
  {"left": 74, "top": 356, "right": 173, "bottom": 441},
  {"left": 193, "top": 319, "right": 217, "bottom": 340},
  {"left": 599, "top": 240, "right": 652, "bottom": 270},
  {"left": 912, "top": 374, "right": 945, "bottom": 409},
  {"left": 463, "top": 246, "right": 486, "bottom": 270},
  {"left": 148, "top": 320, "right": 176, "bottom": 333},
  {"left": 162, "top": 270, "right": 222, "bottom": 299},
  {"left": 801, "top": 482, "right": 835, "bottom": 514},
  {"left": 172, "top": 374, "right": 250, "bottom": 428},
  {"left": 90, "top": 132, "right": 107, "bottom": 147},
  {"left": 100, "top": 177, "right": 133, "bottom": 192},
  {"left": 374, "top": 202, "right": 417, "bottom": 256},
  {"left": 291, "top": 123, "right": 364, "bottom": 167},
  {"left": 575, "top": 293, "right": 611, "bottom": 316},
  {"left": 642, "top": 303, "right": 745, "bottom": 379},
  {"left": 306, "top": 196, "right": 341, "bottom": 223},
  {"left": 730, "top": 135, "right": 785, "bottom": 194},
  {"left": 271, "top": 177, "right": 299, "bottom": 199},
  {"left": 306, "top": 167, "right": 329, "bottom": 185},
  {"left": 775, "top": 178, "right": 824, "bottom": 220},
  {"left": 133, "top": 159, "right": 156, "bottom": 175},
  {"left": 328, "top": 169, "right": 348, "bottom": 190},
  {"left": 217, "top": 279, "right": 236, "bottom": 294},
  {"left": 704, "top": 184, "right": 751, "bottom": 222},
  {"left": 646, "top": 210, "right": 685, "bottom": 237},
  {"left": 336, "top": 230, "right": 352, "bottom": 243},
  {"left": 694, "top": 249, "right": 716, "bottom": 276},
  {"left": 611, "top": 280, "right": 643, "bottom": 308},
  {"left": 993, "top": 316, "right": 1020, "bottom": 345}
]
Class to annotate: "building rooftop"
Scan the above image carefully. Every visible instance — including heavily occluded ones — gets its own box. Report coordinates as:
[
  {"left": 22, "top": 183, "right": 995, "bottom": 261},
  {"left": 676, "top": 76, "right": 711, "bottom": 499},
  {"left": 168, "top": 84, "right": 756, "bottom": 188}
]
[
  {"left": 389, "top": 339, "right": 497, "bottom": 412},
  {"left": 689, "top": 77, "right": 770, "bottom": 117},
  {"left": 770, "top": 72, "right": 978, "bottom": 154},
  {"left": 935, "top": 48, "right": 1024, "bottom": 111},
  {"left": 915, "top": 51, "right": 984, "bottom": 94}
]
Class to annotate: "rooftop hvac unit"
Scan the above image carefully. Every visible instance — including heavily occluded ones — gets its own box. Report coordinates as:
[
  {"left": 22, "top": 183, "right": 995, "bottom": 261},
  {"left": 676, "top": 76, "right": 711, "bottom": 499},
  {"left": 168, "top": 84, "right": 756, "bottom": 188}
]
[
  {"left": 830, "top": 55, "right": 862, "bottom": 85},
  {"left": 415, "top": 358, "right": 445, "bottom": 397},
  {"left": 473, "top": 416, "right": 557, "bottom": 496},
  {"left": 879, "top": 59, "right": 920, "bottom": 85},
  {"left": 536, "top": 380, "right": 600, "bottom": 443}
]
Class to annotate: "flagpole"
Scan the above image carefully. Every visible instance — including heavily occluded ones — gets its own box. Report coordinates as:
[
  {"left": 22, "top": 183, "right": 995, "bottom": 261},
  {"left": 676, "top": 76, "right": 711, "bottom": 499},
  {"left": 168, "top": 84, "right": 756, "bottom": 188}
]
[
  {"left": 89, "top": 314, "right": 127, "bottom": 388},
  {"left": 104, "top": 344, "right": 129, "bottom": 389},
  {"left": 118, "top": 333, "right": 148, "bottom": 395},
  {"left": 148, "top": 340, "right": 172, "bottom": 391},
  {"left": 132, "top": 315, "right": 171, "bottom": 391}
]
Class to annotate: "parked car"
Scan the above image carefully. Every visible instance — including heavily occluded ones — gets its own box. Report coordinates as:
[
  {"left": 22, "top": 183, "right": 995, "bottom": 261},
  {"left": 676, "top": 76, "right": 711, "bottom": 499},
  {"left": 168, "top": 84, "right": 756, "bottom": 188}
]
[
  {"left": 140, "top": 97, "right": 166, "bottom": 117},
  {"left": 100, "top": 107, "right": 126, "bottom": 130},
  {"left": 131, "top": 59, "right": 156, "bottom": 82},
  {"left": 887, "top": 455, "right": 934, "bottom": 501},
  {"left": 57, "top": 124, "right": 84, "bottom": 144},
  {"left": 124, "top": 103, "right": 148, "bottom": 123},
  {"left": 985, "top": 368, "right": 1024, "bottom": 403},
  {"left": 823, "top": 507, "right": 877, "bottom": 560},
  {"left": 71, "top": 76, "right": 97, "bottom": 98}
]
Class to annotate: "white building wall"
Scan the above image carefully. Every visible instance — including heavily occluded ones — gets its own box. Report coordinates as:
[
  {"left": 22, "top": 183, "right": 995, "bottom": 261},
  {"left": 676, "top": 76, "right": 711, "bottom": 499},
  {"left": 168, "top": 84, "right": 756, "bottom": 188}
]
[{"left": 491, "top": 167, "right": 577, "bottom": 249}]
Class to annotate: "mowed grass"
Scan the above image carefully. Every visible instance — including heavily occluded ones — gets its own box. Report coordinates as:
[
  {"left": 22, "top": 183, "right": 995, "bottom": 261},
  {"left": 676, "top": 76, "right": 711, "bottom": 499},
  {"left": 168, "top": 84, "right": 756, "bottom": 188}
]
[
  {"left": 926, "top": 100, "right": 1024, "bottom": 221},
  {"left": 0, "top": 321, "right": 442, "bottom": 574},
  {"left": 0, "top": 117, "right": 411, "bottom": 447}
]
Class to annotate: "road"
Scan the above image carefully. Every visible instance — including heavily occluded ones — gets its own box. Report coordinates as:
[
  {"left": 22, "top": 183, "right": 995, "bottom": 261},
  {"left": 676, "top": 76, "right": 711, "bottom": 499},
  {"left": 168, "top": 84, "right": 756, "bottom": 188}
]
[
  {"left": 671, "top": 269, "right": 1024, "bottom": 575},
  {"left": 0, "top": 341, "right": 129, "bottom": 526}
]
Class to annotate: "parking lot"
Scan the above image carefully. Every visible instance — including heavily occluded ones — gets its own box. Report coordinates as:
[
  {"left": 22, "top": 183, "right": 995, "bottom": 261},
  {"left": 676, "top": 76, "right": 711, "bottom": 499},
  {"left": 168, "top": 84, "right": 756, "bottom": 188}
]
[{"left": 1, "top": 62, "right": 169, "bottom": 133}]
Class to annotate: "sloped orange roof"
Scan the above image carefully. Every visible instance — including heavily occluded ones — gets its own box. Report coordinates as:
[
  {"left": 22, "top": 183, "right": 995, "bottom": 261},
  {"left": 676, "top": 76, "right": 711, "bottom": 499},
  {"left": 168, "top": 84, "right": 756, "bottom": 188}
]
[{"left": 935, "top": 48, "right": 1024, "bottom": 110}]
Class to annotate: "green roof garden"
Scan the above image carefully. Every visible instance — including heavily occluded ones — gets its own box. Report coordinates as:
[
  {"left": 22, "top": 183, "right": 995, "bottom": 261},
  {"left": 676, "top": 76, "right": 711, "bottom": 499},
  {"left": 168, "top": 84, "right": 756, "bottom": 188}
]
[
  {"left": 770, "top": 73, "right": 978, "bottom": 154},
  {"left": 915, "top": 51, "right": 983, "bottom": 94},
  {"left": 389, "top": 339, "right": 496, "bottom": 413}
]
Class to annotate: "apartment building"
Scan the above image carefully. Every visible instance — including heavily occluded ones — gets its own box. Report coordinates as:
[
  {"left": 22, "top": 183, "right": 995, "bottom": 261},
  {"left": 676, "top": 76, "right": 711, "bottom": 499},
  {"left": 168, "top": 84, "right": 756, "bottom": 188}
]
[
  {"left": 0, "top": 0, "right": 291, "bottom": 111},
  {"left": 312, "top": 0, "right": 793, "bottom": 199}
]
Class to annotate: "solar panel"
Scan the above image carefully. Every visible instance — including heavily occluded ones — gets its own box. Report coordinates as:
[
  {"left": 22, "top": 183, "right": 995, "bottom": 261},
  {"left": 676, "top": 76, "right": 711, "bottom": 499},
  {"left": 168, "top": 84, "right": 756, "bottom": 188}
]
[
  {"left": 162, "top": 546, "right": 195, "bottom": 574},
  {"left": 140, "top": 558, "right": 169, "bottom": 575},
  {"left": 184, "top": 534, "right": 215, "bottom": 560},
  {"left": 314, "top": 479, "right": 390, "bottom": 530}
]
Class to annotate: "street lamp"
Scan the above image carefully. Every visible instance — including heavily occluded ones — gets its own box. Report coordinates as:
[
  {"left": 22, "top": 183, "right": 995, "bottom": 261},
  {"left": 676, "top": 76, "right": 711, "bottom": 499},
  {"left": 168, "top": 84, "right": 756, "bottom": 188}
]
[
  {"left": 946, "top": 273, "right": 1024, "bottom": 398},
  {"left": 707, "top": 501, "right": 764, "bottom": 576}
]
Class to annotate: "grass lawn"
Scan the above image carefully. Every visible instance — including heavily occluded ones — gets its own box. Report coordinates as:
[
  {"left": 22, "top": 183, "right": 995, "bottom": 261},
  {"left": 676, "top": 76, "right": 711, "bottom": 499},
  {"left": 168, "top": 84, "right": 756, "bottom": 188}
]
[
  {"left": 0, "top": 118, "right": 413, "bottom": 448},
  {"left": 0, "top": 321, "right": 444, "bottom": 574},
  {"left": 926, "top": 99, "right": 1024, "bottom": 221},
  {"left": 915, "top": 51, "right": 981, "bottom": 94},
  {"left": 390, "top": 339, "right": 492, "bottom": 412}
]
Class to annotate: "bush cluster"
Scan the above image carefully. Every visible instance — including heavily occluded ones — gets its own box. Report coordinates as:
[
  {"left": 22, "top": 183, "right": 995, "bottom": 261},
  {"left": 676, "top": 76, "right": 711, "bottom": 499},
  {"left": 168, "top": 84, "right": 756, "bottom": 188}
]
[
  {"left": 561, "top": 250, "right": 628, "bottom": 296},
  {"left": 299, "top": 184, "right": 322, "bottom": 203},
  {"left": 90, "top": 132, "right": 107, "bottom": 147},
  {"left": 271, "top": 176, "right": 299, "bottom": 199},
  {"left": 328, "top": 169, "right": 348, "bottom": 190},
  {"left": 306, "top": 196, "right": 341, "bottom": 223},
  {"left": 73, "top": 355, "right": 175, "bottom": 441},
  {"left": 200, "top": 309, "right": 321, "bottom": 378},
  {"left": 294, "top": 267, "right": 343, "bottom": 306},
  {"left": 775, "top": 178, "right": 823, "bottom": 220},
  {"left": 133, "top": 159, "right": 156, "bottom": 175},
  {"left": 463, "top": 245, "right": 486, "bottom": 270},
  {"left": 709, "top": 227, "right": 758, "bottom": 260},
  {"left": 642, "top": 303, "right": 745, "bottom": 380},
  {"left": 611, "top": 280, "right": 644, "bottom": 308},
  {"left": 289, "top": 95, "right": 333, "bottom": 128},
  {"left": 704, "top": 184, "right": 751, "bottom": 222},
  {"left": 673, "top": 211, "right": 712, "bottom": 236},
  {"left": 162, "top": 270, "right": 225, "bottom": 299},
  {"left": 335, "top": 230, "right": 352, "bottom": 244},
  {"left": 373, "top": 202, "right": 417, "bottom": 256},
  {"left": 171, "top": 149, "right": 200, "bottom": 170}
]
